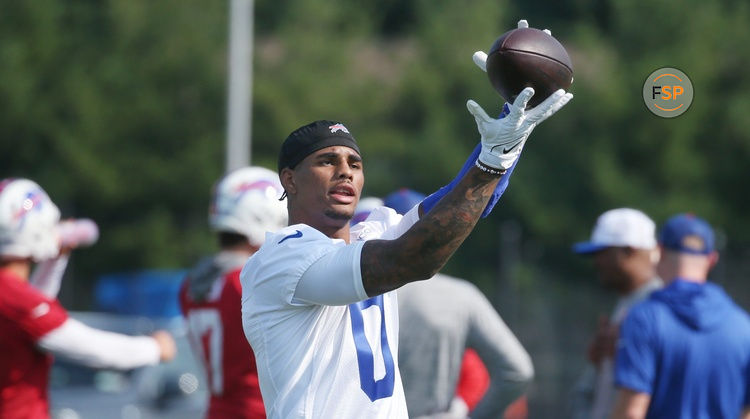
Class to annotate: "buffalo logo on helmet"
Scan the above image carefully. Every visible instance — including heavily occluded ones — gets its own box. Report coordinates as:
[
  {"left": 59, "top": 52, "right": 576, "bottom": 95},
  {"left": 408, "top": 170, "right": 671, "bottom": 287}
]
[
  {"left": 328, "top": 123, "right": 350, "bottom": 134},
  {"left": 233, "top": 180, "right": 279, "bottom": 202},
  {"left": 209, "top": 179, "right": 281, "bottom": 218},
  {"left": 14, "top": 190, "right": 46, "bottom": 228}
]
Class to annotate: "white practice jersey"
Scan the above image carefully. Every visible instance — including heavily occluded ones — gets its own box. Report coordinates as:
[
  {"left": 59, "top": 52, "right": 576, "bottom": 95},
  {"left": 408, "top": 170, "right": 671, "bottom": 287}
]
[{"left": 241, "top": 206, "right": 419, "bottom": 419}]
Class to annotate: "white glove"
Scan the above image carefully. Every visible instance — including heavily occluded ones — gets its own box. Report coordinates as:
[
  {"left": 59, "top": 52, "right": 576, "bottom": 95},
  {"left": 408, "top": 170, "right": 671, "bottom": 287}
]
[
  {"left": 468, "top": 19, "right": 571, "bottom": 171},
  {"left": 467, "top": 87, "right": 572, "bottom": 170}
]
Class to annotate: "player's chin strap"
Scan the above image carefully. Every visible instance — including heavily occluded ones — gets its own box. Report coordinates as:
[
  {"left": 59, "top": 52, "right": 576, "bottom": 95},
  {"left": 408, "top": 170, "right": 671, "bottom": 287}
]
[{"left": 421, "top": 104, "right": 516, "bottom": 218}]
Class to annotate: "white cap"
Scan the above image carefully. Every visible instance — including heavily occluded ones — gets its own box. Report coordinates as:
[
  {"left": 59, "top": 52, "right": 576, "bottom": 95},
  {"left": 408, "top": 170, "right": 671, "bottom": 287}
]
[{"left": 573, "top": 208, "right": 656, "bottom": 254}]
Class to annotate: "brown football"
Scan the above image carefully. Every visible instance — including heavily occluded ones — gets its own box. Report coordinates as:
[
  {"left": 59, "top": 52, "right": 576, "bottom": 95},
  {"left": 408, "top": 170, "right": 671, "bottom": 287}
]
[{"left": 485, "top": 27, "right": 573, "bottom": 107}]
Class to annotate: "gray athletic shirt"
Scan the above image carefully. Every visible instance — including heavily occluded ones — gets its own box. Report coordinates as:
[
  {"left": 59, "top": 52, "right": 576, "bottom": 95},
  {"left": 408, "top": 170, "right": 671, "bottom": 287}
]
[{"left": 397, "top": 274, "right": 533, "bottom": 418}]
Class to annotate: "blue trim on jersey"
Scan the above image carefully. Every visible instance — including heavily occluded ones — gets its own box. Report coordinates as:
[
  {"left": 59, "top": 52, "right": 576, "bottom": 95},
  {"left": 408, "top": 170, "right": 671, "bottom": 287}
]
[
  {"left": 278, "top": 230, "right": 303, "bottom": 244},
  {"left": 349, "top": 295, "right": 395, "bottom": 401}
]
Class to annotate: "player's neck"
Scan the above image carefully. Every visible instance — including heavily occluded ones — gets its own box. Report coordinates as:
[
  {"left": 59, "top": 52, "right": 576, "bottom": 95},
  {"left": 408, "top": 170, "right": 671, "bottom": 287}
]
[
  {"left": 0, "top": 259, "right": 31, "bottom": 281},
  {"left": 292, "top": 216, "right": 351, "bottom": 242},
  {"left": 666, "top": 269, "right": 708, "bottom": 285},
  {"left": 658, "top": 252, "right": 710, "bottom": 285},
  {"left": 318, "top": 224, "right": 351, "bottom": 242},
  {"left": 302, "top": 221, "right": 351, "bottom": 242},
  {"left": 288, "top": 209, "right": 352, "bottom": 243}
]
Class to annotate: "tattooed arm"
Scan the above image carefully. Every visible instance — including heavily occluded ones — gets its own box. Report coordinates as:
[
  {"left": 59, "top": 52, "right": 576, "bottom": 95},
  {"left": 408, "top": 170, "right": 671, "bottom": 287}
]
[
  {"left": 291, "top": 88, "right": 571, "bottom": 304},
  {"left": 357, "top": 88, "right": 572, "bottom": 296},
  {"left": 360, "top": 166, "right": 501, "bottom": 296}
]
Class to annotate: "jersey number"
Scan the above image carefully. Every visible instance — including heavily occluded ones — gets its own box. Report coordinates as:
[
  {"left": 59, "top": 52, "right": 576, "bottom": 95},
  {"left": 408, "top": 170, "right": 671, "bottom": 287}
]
[
  {"left": 186, "top": 308, "right": 224, "bottom": 395},
  {"left": 349, "top": 295, "right": 395, "bottom": 401}
]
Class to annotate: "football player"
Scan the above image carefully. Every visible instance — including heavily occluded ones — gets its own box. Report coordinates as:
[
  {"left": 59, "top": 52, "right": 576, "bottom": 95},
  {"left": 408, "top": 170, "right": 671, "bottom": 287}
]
[
  {"left": 0, "top": 178, "right": 176, "bottom": 419},
  {"left": 240, "top": 71, "right": 570, "bottom": 418},
  {"left": 180, "top": 167, "right": 287, "bottom": 418}
]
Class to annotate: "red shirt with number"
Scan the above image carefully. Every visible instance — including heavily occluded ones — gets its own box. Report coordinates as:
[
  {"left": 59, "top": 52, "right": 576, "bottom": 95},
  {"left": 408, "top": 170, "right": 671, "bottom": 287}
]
[
  {"left": 179, "top": 253, "right": 265, "bottom": 418},
  {"left": 0, "top": 269, "right": 68, "bottom": 419}
]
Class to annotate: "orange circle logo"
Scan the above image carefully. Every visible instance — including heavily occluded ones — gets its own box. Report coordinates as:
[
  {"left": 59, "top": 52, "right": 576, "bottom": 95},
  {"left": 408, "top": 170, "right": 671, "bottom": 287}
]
[{"left": 642, "top": 68, "right": 694, "bottom": 118}]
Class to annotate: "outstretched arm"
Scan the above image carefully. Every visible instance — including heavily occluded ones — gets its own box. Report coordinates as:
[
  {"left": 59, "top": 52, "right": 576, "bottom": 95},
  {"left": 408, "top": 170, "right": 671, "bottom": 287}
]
[
  {"left": 360, "top": 84, "right": 571, "bottom": 297},
  {"left": 38, "top": 318, "right": 176, "bottom": 369},
  {"left": 420, "top": 109, "right": 518, "bottom": 220},
  {"left": 361, "top": 165, "right": 500, "bottom": 296},
  {"left": 420, "top": 21, "right": 540, "bottom": 220}
]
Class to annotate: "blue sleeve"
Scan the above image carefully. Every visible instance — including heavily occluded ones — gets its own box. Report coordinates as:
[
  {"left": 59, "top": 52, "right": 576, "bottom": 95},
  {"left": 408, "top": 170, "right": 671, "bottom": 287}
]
[
  {"left": 615, "top": 305, "right": 656, "bottom": 394},
  {"left": 421, "top": 104, "right": 515, "bottom": 218}
]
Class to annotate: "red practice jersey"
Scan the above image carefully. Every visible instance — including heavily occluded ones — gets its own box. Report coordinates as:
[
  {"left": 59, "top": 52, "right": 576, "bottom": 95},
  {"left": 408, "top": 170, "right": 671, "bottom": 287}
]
[
  {"left": 180, "top": 253, "right": 265, "bottom": 419},
  {"left": 0, "top": 270, "right": 68, "bottom": 419}
]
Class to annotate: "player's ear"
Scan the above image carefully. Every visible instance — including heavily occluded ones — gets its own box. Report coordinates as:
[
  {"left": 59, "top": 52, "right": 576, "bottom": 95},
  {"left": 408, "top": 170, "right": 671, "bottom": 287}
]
[
  {"left": 279, "top": 168, "right": 297, "bottom": 196},
  {"left": 650, "top": 248, "right": 661, "bottom": 264},
  {"left": 708, "top": 251, "right": 720, "bottom": 269}
]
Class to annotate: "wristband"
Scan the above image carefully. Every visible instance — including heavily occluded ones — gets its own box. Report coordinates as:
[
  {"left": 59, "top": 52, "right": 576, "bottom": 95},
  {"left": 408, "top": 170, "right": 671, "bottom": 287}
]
[
  {"left": 422, "top": 103, "right": 514, "bottom": 217},
  {"left": 474, "top": 159, "right": 505, "bottom": 176}
]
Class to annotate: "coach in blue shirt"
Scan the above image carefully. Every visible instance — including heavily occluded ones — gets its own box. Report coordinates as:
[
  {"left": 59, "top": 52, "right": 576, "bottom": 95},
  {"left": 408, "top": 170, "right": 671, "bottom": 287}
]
[{"left": 612, "top": 214, "right": 750, "bottom": 419}]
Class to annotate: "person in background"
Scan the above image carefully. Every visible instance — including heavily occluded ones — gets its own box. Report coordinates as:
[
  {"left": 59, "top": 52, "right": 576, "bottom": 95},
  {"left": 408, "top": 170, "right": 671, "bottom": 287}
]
[
  {"left": 381, "top": 188, "right": 534, "bottom": 419},
  {"left": 569, "top": 208, "right": 662, "bottom": 419},
  {"left": 612, "top": 214, "right": 750, "bottom": 419},
  {"left": 180, "top": 167, "right": 288, "bottom": 419},
  {"left": 0, "top": 178, "right": 176, "bottom": 419}
]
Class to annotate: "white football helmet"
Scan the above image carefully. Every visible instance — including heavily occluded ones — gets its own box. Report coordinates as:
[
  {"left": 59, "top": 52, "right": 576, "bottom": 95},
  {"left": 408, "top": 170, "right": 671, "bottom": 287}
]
[
  {"left": 209, "top": 167, "right": 288, "bottom": 246},
  {"left": 0, "top": 178, "right": 61, "bottom": 261}
]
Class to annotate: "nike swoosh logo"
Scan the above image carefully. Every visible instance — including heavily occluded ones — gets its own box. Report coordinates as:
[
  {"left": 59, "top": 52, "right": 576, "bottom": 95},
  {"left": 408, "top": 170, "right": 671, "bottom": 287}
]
[
  {"left": 502, "top": 142, "right": 521, "bottom": 154},
  {"left": 278, "top": 230, "right": 303, "bottom": 244},
  {"left": 490, "top": 135, "right": 525, "bottom": 155}
]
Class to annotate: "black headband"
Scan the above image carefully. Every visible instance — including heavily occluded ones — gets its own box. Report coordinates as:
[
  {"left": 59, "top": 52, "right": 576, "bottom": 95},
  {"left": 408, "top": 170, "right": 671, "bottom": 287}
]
[{"left": 277, "top": 120, "right": 361, "bottom": 173}]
